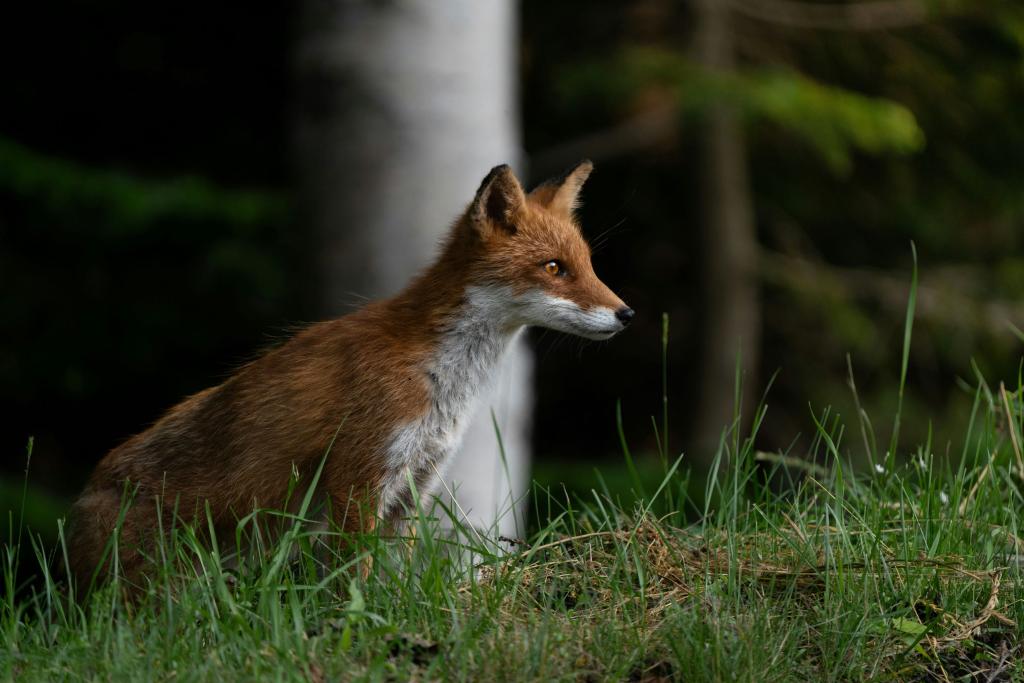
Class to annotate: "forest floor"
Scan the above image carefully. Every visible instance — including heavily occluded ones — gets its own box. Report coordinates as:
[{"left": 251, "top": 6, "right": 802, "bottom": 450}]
[
  {"left": 5, "top": 290, "right": 1024, "bottom": 681},
  {"left": 4, "top": 376, "right": 1024, "bottom": 682}
]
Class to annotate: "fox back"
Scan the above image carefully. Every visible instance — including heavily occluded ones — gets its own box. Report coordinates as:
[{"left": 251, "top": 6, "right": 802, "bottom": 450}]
[{"left": 67, "top": 161, "right": 633, "bottom": 588}]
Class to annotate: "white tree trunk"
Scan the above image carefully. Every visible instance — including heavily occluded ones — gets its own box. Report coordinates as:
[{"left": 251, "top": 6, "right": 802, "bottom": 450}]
[{"left": 293, "top": 0, "right": 530, "bottom": 537}]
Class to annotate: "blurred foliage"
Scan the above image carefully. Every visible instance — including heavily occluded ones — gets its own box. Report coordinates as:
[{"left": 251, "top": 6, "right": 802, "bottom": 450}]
[
  {"left": 561, "top": 47, "right": 924, "bottom": 172},
  {"left": 524, "top": 0, "right": 1024, "bottom": 462},
  {"left": 0, "top": 137, "right": 303, "bottom": 499},
  {"left": 0, "top": 138, "right": 287, "bottom": 233},
  {"left": 2, "top": 0, "right": 1024, "bottom": 520},
  {"left": 1, "top": 477, "right": 65, "bottom": 548}
]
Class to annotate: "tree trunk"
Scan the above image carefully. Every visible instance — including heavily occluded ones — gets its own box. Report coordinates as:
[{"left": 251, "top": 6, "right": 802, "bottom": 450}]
[
  {"left": 292, "top": 0, "right": 530, "bottom": 537},
  {"left": 692, "top": 0, "right": 761, "bottom": 459}
]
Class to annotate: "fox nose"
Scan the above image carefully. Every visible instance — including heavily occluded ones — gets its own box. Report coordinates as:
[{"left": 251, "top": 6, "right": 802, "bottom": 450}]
[{"left": 616, "top": 307, "right": 635, "bottom": 325}]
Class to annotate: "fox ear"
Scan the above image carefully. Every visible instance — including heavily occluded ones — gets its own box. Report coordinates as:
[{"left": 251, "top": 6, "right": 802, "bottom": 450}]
[
  {"left": 528, "top": 159, "right": 594, "bottom": 218},
  {"left": 471, "top": 164, "right": 526, "bottom": 235}
]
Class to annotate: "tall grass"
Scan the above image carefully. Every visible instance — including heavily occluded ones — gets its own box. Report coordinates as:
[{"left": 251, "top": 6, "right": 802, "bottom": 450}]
[
  {"left": 4, "top": 274, "right": 1023, "bottom": 680},
  {"left": 6, "top": 395, "right": 1021, "bottom": 680}
]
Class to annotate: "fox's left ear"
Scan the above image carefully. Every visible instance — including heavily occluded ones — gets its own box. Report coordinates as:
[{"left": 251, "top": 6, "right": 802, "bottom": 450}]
[
  {"left": 471, "top": 164, "right": 527, "bottom": 236},
  {"left": 528, "top": 159, "right": 594, "bottom": 218}
]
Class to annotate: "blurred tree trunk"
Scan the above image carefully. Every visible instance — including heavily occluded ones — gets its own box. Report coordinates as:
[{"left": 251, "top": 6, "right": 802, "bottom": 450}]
[
  {"left": 692, "top": 0, "right": 760, "bottom": 459},
  {"left": 292, "top": 0, "right": 530, "bottom": 536}
]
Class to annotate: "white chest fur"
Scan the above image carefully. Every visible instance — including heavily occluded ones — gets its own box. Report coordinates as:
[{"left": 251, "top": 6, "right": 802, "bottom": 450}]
[{"left": 378, "top": 286, "right": 521, "bottom": 521}]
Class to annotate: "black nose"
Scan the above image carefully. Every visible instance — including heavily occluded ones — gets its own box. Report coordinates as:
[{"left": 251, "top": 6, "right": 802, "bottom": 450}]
[{"left": 616, "top": 307, "right": 635, "bottom": 325}]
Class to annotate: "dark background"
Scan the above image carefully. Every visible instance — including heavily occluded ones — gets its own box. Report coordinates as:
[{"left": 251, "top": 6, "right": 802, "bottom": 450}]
[{"left": 3, "top": 1, "right": 1024, "bottom": 537}]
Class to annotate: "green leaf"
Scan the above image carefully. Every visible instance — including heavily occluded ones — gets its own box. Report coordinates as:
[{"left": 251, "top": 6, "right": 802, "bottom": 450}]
[
  {"left": 347, "top": 579, "right": 366, "bottom": 615},
  {"left": 891, "top": 617, "right": 928, "bottom": 636}
]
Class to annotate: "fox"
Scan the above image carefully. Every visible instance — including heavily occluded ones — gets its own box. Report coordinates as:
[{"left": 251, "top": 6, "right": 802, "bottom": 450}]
[{"left": 67, "top": 160, "right": 633, "bottom": 588}]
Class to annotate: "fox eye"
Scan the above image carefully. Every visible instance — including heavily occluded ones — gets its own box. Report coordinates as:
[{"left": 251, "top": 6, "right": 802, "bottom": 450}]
[{"left": 543, "top": 260, "right": 566, "bottom": 277}]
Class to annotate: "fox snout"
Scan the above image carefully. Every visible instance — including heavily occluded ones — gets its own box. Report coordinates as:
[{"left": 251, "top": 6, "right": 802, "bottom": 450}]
[
  {"left": 586, "top": 283, "right": 634, "bottom": 340},
  {"left": 513, "top": 288, "right": 632, "bottom": 341},
  {"left": 585, "top": 299, "right": 634, "bottom": 341},
  {"left": 567, "top": 300, "right": 634, "bottom": 341},
  {"left": 587, "top": 303, "right": 635, "bottom": 340}
]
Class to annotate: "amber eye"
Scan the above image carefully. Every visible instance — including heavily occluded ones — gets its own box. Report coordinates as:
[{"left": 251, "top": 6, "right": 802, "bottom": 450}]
[{"left": 544, "top": 260, "right": 564, "bottom": 276}]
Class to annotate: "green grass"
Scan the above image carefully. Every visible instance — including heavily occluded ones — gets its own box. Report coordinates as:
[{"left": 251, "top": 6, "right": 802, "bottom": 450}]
[
  {"left": 4, "top": 375, "right": 1023, "bottom": 681},
  {"left": 4, "top": 275, "right": 1024, "bottom": 680}
]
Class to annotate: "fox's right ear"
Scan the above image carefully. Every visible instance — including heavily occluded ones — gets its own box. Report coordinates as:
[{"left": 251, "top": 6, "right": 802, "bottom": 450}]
[
  {"left": 528, "top": 159, "right": 593, "bottom": 218},
  {"left": 470, "top": 164, "right": 526, "bottom": 236}
]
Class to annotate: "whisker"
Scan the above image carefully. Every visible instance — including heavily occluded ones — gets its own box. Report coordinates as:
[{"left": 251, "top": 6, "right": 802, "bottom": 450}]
[{"left": 591, "top": 217, "right": 628, "bottom": 254}]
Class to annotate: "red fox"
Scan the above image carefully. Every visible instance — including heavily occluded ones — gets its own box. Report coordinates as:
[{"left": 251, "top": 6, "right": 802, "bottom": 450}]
[{"left": 67, "top": 161, "right": 632, "bottom": 587}]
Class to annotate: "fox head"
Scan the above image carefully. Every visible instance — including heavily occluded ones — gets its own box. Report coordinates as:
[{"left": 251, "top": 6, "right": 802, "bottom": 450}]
[{"left": 459, "top": 161, "right": 633, "bottom": 340}]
